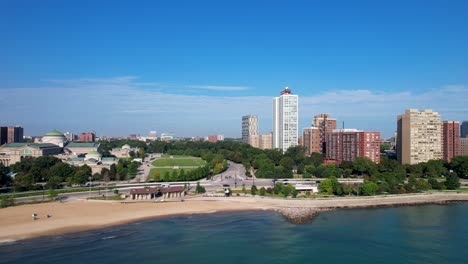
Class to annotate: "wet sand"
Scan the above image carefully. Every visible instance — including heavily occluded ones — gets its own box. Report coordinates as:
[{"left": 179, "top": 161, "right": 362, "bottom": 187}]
[{"left": 1, "top": 192, "right": 468, "bottom": 242}]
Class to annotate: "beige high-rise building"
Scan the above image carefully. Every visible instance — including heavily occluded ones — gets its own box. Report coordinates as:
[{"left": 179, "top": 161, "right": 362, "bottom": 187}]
[
  {"left": 461, "top": 138, "right": 468, "bottom": 156},
  {"left": 397, "top": 109, "right": 443, "bottom": 165},
  {"left": 242, "top": 115, "right": 258, "bottom": 144},
  {"left": 248, "top": 132, "right": 272, "bottom": 150},
  {"left": 248, "top": 135, "right": 260, "bottom": 148},
  {"left": 302, "top": 127, "right": 321, "bottom": 155},
  {"left": 259, "top": 132, "right": 273, "bottom": 149}
]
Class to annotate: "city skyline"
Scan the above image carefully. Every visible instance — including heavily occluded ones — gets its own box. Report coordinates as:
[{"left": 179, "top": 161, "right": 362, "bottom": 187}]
[{"left": 1, "top": 1, "right": 467, "bottom": 137}]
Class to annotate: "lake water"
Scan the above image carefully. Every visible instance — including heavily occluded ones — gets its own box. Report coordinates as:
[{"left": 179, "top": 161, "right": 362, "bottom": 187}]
[{"left": 1, "top": 203, "right": 468, "bottom": 264}]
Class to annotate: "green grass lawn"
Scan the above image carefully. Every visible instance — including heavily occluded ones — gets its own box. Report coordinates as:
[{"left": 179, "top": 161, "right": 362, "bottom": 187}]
[
  {"left": 149, "top": 167, "right": 197, "bottom": 180},
  {"left": 151, "top": 156, "right": 206, "bottom": 167}
]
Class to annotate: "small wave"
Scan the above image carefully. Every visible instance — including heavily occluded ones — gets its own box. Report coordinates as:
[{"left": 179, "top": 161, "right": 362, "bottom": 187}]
[
  {"left": 0, "top": 239, "right": 17, "bottom": 245},
  {"left": 101, "top": 236, "right": 118, "bottom": 240}
]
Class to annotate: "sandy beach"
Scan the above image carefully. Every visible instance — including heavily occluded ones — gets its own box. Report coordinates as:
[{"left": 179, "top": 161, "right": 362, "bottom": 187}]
[{"left": 1, "top": 192, "right": 468, "bottom": 242}]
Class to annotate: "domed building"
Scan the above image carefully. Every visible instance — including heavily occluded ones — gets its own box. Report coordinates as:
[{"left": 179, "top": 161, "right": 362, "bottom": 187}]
[
  {"left": 122, "top": 144, "right": 131, "bottom": 150},
  {"left": 111, "top": 144, "right": 138, "bottom": 158},
  {"left": 41, "top": 130, "right": 67, "bottom": 147},
  {"left": 85, "top": 150, "right": 102, "bottom": 162}
]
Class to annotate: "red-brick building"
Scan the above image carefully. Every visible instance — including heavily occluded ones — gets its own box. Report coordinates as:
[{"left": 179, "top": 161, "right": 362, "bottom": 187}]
[
  {"left": 326, "top": 129, "right": 380, "bottom": 164},
  {"left": 443, "top": 121, "right": 461, "bottom": 163},
  {"left": 79, "top": 132, "right": 95, "bottom": 142}
]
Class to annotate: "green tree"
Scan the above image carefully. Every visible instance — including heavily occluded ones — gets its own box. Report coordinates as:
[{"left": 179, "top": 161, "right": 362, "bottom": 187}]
[
  {"left": 360, "top": 181, "right": 378, "bottom": 196},
  {"left": 407, "top": 176, "right": 417, "bottom": 189},
  {"left": 251, "top": 185, "right": 258, "bottom": 195},
  {"left": 303, "top": 165, "right": 315, "bottom": 178},
  {"left": 179, "top": 169, "right": 186, "bottom": 181},
  {"left": 428, "top": 178, "right": 442, "bottom": 190},
  {"left": 415, "top": 179, "right": 432, "bottom": 191},
  {"left": 259, "top": 187, "right": 266, "bottom": 196},
  {"left": 0, "top": 170, "right": 12, "bottom": 187},
  {"left": 279, "top": 157, "right": 295, "bottom": 170},
  {"left": 171, "top": 170, "right": 178, "bottom": 181},
  {"left": 450, "top": 156, "right": 468, "bottom": 178},
  {"left": 195, "top": 181, "right": 206, "bottom": 193},
  {"left": 342, "top": 184, "right": 353, "bottom": 195},
  {"left": 444, "top": 172, "right": 460, "bottom": 190},
  {"left": 73, "top": 165, "right": 92, "bottom": 185},
  {"left": 318, "top": 176, "right": 340, "bottom": 195}
]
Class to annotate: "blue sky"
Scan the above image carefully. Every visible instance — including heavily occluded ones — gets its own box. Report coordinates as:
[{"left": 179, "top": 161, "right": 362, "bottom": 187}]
[{"left": 1, "top": 0, "right": 467, "bottom": 138}]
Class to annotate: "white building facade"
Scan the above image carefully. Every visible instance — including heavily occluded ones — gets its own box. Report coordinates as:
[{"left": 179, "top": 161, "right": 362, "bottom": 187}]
[{"left": 273, "top": 87, "right": 298, "bottom": 152}]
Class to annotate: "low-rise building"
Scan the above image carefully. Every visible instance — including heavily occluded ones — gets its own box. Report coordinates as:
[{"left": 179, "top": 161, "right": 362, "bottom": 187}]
[
  {"left": 130, "top": 186, "right": 185, "bottom": 200},
  {"left": 0, "top": 143, "right": 63, "bottom": 166}
]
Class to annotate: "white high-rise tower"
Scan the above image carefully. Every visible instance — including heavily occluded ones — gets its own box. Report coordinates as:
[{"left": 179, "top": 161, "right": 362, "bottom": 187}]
[{"left": 273, "top": 87, "right": 299, "bottom": 152}]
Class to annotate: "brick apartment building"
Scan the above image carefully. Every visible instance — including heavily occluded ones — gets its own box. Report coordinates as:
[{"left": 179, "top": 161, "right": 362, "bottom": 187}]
[{"left": 326, "top": 129, "right": 380, "bottom": 164}]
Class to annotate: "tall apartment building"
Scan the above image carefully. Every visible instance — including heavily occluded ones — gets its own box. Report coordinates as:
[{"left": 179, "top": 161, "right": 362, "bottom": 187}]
[
  {"left": 302, "top": 127, "right": 321, "bottom": 155},
  {"left": 443, "top": 121, "right": 461, "bottom": 162},
  {"left": 461, "top": 138, "right": 468, "bottom": 156},
  {"left": 397, "top": 109, "right": 442, "bottom": 165},
  {"left": 326, "top": 129, "right": 380, "bottom": 164},
  {"left": 461, "top": 121, "right": 468, "bottom": 138},
  {"left": 5, "top": 126, "right": 24, "bottom": 143},
  {"left": 273, "top": 87, "right": 298, "bottom": 152},
  {"left": 313, "top": 113, "right": 337, "bottom": 153},
  {"left": 148, "top": 131, "right": 157, "bottom": 141},
  {"left": 0, "top": 127, "right": 7, "bottom": 145},
  {"left": 79, "top": 132, "right": 96, "bottom": 142},
  {"left": 248, "top": 132, "right": 273, "bottom": 150},
  {"left": 242, "top": 115, "right": 258, "bottom": 144}
]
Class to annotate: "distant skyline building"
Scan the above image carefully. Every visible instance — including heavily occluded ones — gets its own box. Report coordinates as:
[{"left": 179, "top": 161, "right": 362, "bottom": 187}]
[
  {"left": 273, "top": 87, "right": 298, "bottom": 152},
  {"left": 160, "top": 133, "right": 174, "bottom": 141},
  {"left": 206, "top": 135, "right": 222, "bottom": 143},
  {"left": 461, "top": 138, "right": 468, "bottom": 156},
  {"left": 5, "top": 126, "right": 24, "bottom": 143},
  {"left": 242, "top": 115, "right": 258, "bottom": 144},
  {"left": 302, "top": 127, "right": 321, "bottom": 155},
  {"left": 462, "top": 121, "right": 468, "bottom": 138},
  {"left": 148, "top": 131, "right": 157, "bottom": 141},
  {"left": 326, "top": 129, "right": 380, "bottom": 164},
  {"left": 0, "top": 127, "right": 7, "bottom": 145},
  {"left": 397, "top": 109, "right": 443, "bottom": 165},
  {"left": 313, "top": 113, "right": 337, "bottom": 153},
  {"left": 79, "top": 132, "right": 96, "bottom": 142},
  {"left": 443, "top": 121, "right": 461, "bottom": 163}
]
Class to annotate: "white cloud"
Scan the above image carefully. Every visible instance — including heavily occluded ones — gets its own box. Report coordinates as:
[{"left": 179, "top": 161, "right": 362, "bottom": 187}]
[{"left": 185, "top": 85, "right": 250, "bottom": 91}]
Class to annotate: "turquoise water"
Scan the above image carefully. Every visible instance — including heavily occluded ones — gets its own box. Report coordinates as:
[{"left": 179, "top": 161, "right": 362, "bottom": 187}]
[{"left": 1, "top": 204, "right": 468, "bottom": 264}]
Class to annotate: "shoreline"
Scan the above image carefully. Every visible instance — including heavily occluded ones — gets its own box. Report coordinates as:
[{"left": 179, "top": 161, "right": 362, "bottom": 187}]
[{"left": 1, "top": 192, "right": 468, "bottom": 243}]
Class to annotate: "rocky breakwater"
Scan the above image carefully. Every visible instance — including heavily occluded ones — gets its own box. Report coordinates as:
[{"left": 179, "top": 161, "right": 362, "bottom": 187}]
[{"left": 276, "top": 207, "right": 332, "bottom": 224}]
